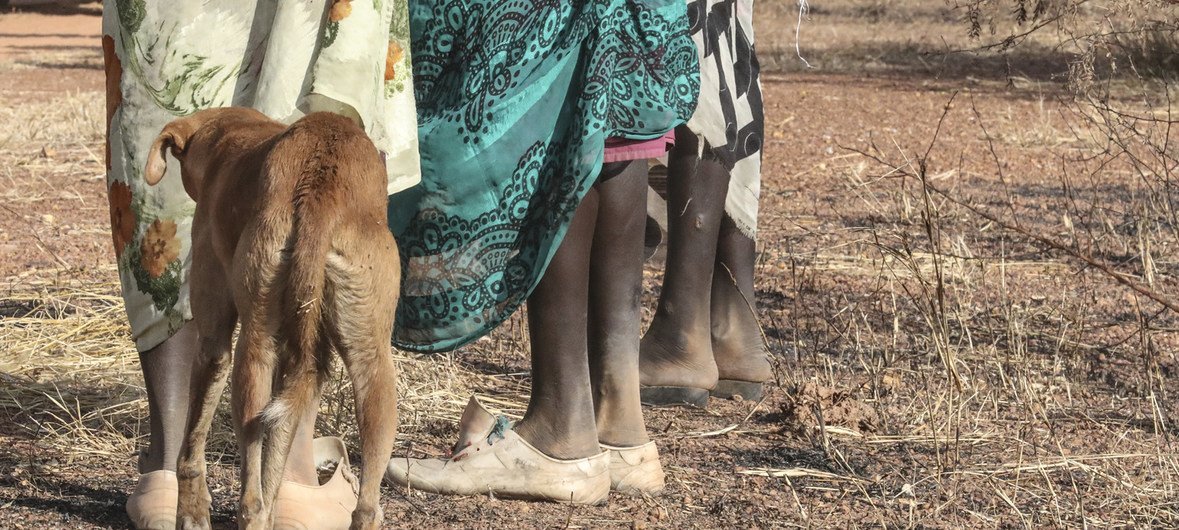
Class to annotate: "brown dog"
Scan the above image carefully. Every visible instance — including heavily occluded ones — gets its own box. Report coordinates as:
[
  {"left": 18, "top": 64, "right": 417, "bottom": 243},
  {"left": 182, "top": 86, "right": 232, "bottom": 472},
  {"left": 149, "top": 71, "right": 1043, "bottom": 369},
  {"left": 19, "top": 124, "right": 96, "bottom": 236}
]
[{"left": 144, "top": 108, "right": 400, "bottom": 530}]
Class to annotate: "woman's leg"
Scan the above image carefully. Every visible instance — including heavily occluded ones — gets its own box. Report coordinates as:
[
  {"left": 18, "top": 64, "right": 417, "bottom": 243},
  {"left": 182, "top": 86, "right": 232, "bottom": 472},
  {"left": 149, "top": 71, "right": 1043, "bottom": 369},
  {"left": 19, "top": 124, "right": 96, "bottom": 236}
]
[
  {"left": 710, "top": 216, "right": 772, "bottom": 397},
  {"left": 638, "top": 127, "right": 726, "bottom": 399},
  {"left": 518, "top": 159, "right": 653, "bottom": 452},
  {"left": 639, "top": 130, "right": 771, "bottom": 402},
  {"left": 588, "top": 161, "right": 649, "bottom": 447},
  {"left": 136, "top": 326, "right": 320, "bottom": 483},
  {"left": 137, "top": 322, "right": 197, "bottom": 473},
  {"left": 386, "top": 161, "right": 655, "bottom": 500},
  {"left": 512, "top": 186, "right": 602, "bottom": 460}
]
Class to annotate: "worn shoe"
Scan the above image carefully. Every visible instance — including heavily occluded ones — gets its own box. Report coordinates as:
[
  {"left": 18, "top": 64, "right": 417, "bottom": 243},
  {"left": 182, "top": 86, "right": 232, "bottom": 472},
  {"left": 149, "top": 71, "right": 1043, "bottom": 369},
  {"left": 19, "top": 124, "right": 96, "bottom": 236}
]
[
  {"left": 273, "top": 436, "right": 359, "bottom": 530},
  {"left": 126, "top": 470, "right": 178, "bottom": 530},
  {"left": 601, "top": 441, "right": 665, "bottom": 495},
  {"left": 127, "top": 437, "right": 358, "bottom": 530},
  {"left": 385, "top": 397, "right": 610, "bottom": 504}
]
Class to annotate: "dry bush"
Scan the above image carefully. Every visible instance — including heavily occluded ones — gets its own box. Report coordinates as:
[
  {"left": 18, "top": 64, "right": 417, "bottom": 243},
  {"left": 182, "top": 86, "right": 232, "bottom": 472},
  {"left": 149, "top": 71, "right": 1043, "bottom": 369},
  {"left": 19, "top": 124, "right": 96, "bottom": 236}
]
[
  {"left": 734, "top": 4, "right": 1179, "bottom": 525},
  {"left": 944, "top": 0, "right": 1178, "bottom": 321},
  {"left": 761, "top": 91, "right": 1179, "bottom": 523}
]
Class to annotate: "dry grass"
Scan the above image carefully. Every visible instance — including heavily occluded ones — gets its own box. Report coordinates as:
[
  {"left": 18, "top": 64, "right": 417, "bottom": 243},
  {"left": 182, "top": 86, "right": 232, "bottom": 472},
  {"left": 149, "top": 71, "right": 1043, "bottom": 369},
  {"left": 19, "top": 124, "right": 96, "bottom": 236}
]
[
  {"left": 0, "top": 272, "right": 532, "bottom": 468},
  {"left": 3, "top": 1, "right": 1179, "bottom": 527},
  {"left": 761, "top": 0, "right": 1179, "bottom": 86}
]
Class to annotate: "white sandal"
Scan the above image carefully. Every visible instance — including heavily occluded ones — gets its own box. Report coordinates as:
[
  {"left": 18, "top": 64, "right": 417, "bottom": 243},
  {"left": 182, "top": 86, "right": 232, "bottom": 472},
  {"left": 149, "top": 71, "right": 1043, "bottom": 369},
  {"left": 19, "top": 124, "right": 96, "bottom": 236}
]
[
  {"left": 385, "top": 397, "right": 610, "bottom": 505},
  {"left": 125, "top": 469, "right": 178, "bottom": 530},
  {"left": 273, "top": 436, "right": 359, "bottom": 530},
  {"left": 601, "top": 441, "right": 666, "bottom": 495},
  {"left": 126, "top": 437, "right": 358, "bottom": 530}
]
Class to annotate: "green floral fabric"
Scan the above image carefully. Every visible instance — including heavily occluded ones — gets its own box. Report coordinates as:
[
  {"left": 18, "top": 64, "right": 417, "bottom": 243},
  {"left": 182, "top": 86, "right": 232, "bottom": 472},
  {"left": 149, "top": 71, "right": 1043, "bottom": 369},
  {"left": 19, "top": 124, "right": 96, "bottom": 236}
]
[
  {"left": 103, "top": 0, "right": 420, "bottom": 351},
  {"left": 389, "top": 0, "right": 699, "bottom": 351}
]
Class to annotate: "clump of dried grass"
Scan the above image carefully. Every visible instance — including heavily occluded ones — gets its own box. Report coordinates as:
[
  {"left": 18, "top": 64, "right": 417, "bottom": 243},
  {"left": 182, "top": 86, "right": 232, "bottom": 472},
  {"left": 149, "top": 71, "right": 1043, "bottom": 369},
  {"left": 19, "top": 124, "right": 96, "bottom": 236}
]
[
  {"left": 0, "top": 90, "right": 102, "bottom": 153},
  {"left": 0, "top": 276, "right": 143, "bottom": 462}
]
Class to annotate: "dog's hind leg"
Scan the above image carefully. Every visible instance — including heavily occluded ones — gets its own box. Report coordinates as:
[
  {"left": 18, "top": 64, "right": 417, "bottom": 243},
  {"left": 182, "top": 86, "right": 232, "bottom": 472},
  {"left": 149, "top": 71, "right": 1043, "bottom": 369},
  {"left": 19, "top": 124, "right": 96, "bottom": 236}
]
[
  {"left": 176, "top": 238, "right": 237, "bottom": 530},
  {"left": 328, "top": 246, "right": 400, "bottom": 530},
  {"left": 256, "top": 335, "right": 326, "bottom": 520},
  {"left": 338, "top": 336, "right": 398, "bottom": 530},
  {"left": 230, "top": 311, "right": 280, "bottom": 530}
]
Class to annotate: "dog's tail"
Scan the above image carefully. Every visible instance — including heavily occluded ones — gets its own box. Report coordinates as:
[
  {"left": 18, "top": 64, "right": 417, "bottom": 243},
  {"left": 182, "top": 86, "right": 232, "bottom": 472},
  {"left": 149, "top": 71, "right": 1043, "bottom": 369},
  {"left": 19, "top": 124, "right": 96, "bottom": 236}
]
[{"left": 257, "top": 140, "right": 343, "bottom": 497}]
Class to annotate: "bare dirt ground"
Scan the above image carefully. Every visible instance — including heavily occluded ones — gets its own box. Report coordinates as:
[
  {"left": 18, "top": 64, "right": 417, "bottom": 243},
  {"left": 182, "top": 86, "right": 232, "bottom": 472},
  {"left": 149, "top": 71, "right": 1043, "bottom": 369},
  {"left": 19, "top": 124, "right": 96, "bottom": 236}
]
[{"left": 2, "top": 2, "right": 1178, "bottom": 528}]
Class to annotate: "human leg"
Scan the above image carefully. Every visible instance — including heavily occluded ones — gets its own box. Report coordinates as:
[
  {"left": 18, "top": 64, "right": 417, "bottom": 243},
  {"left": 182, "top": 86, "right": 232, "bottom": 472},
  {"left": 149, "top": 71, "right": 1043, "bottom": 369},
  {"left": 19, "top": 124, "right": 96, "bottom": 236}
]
[
  {"left": 511, "top": 187, "right": 602, "bottom": 460},
  {"left": 589, "top": 160, "right": 667, "bottom": 494},
  {"left": 137, "top": 323, "right": 197, "bottom": 473},
  {"left": 588, "top": 160, "right": 650, "bottom": 448},
  {"left": 386, "top": 185, "right": 610, "bottom": 504},
  {"left": 638, "top": 127, "right": 727, "bottom": 404},
  {"left": 709, "top": 215, "right": 772, "bottom": 399},
  {"left": 125, "top": 324, "right": 197, "bottom": 530}
]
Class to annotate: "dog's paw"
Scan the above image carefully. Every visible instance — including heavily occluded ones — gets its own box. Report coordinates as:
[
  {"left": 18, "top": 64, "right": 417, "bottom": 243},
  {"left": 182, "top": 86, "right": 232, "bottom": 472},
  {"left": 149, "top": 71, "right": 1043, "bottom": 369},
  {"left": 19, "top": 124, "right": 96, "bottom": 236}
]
[{"left": 349, "top": 506, "right": 382, "bottom": 530}]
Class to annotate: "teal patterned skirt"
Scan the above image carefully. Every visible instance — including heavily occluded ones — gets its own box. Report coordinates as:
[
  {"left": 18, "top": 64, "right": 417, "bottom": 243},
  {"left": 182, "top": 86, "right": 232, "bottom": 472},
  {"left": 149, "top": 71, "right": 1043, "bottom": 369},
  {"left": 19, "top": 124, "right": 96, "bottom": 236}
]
[{"left": 390, "top": 0, "right": 699, "bottom": 352}]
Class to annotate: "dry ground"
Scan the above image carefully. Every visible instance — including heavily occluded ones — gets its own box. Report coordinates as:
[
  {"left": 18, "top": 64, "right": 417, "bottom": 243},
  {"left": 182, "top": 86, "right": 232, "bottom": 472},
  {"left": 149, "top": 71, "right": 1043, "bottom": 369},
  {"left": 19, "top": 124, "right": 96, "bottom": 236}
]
[{"left": 2, "top": 2, "right": 1178, "bottom": 528}]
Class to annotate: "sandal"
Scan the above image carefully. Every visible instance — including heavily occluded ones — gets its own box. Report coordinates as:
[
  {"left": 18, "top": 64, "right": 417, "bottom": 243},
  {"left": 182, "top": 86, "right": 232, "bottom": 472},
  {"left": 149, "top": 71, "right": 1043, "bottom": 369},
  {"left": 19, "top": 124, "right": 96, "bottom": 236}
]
[
  {"left": 601, "top": 441, "right": 665, "bottom": 495},
  {"left": 385, "top": 397, "right": 610, "bottom": 504},
  {"left": 125, "top": 437, "right": 358, "bottom": 530},
  {"left": 641, "top": 378, "right": 765, "bottom": 407},
  {"left": 640, "top": 385, "right": 710, "bottom": 408},
  {"left": 273, "top": 436, "right": 359, "bottom": 530},
  {"left": 126, "top": 470, "right": 178, "bottom": 530}
]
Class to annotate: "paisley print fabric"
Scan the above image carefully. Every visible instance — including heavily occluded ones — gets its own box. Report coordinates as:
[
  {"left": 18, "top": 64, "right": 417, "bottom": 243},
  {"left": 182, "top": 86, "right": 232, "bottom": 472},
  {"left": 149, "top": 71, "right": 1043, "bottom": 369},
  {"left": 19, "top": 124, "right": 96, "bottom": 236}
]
[
  {"left": 390, "top": 0, "right": 699, "bottom": 352},
  {"left": 103, "top": 0, "right": 420, "bottom": 351},
  {"left": 684, "top": 0, "right": 764, "bottom": 237}
]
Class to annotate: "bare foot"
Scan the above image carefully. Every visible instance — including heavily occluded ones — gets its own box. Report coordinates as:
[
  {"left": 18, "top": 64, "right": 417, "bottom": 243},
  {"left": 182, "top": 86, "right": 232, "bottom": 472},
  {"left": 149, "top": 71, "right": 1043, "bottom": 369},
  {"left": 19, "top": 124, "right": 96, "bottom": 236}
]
[
  {"left": 513, "top": 415, "right": 603, "bottom": 461},
  {"left": 638, "top": 321, "right": 719, "bottom": 391},
  {"left": 710, "top": 280, "right": 772, "bottom": 384}
]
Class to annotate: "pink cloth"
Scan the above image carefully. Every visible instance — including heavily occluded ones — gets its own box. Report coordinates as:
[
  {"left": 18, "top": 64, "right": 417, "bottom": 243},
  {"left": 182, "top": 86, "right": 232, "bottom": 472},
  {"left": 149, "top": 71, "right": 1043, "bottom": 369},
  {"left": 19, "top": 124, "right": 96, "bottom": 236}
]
[{"left": 603, "top": 131, "right": 675, "bottom": 163}]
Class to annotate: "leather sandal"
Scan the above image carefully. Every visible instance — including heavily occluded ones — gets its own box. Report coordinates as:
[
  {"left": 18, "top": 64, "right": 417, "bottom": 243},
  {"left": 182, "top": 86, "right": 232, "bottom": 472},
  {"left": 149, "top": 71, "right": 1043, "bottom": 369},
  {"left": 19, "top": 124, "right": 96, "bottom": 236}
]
[
  {"left": 386, "top": 397, "right": 610, "bottom": 504},
  {"left": 273, "top": 436, "right": 359, "bottom": 530}
]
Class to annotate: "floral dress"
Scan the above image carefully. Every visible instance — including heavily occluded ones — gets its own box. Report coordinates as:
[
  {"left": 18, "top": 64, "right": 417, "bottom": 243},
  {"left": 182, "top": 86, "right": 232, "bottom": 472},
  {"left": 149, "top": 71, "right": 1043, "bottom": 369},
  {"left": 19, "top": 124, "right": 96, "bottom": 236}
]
[{"left": 104, "top": 0, "right": 421, "bottom": 351}]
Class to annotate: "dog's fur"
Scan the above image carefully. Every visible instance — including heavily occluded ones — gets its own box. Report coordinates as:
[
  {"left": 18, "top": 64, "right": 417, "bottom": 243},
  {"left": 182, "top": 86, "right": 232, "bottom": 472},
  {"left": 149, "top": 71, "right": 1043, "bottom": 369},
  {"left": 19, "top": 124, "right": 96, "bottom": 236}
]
[{"left": 145, "top": 108, "right": 400, "bottom": 530}]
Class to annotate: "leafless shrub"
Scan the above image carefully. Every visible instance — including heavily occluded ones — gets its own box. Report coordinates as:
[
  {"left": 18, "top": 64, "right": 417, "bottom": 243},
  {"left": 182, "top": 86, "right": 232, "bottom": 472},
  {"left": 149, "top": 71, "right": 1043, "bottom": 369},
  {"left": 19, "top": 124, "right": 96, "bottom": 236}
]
[{"left": 939, "top": 0, "right": 1179, "bottom": 326}]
